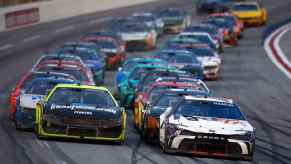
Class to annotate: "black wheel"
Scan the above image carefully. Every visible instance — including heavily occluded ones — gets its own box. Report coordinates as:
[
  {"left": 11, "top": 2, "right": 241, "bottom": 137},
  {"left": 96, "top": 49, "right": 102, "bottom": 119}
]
[
  {"left": 15, "top": 121, "right": 22, "bottom": 130},
  {"left": 141, "top": 120, "right": 149, "bottom": 141}
]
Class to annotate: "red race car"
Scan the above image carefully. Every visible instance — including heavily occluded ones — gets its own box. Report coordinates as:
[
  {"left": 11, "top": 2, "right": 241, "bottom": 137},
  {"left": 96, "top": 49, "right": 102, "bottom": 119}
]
[
  {"left": 134, "top": 80, "right": 208, "bottom": 131},
  {"left": 208, "top": 12, "right": 244, "bottom": 39},
  {"left": 9, "top": 71, "right": 75, "bottom": 120},
  {"left": 34, "top": 60, "right": 95, "bottom": 85},
  {"left": 81, "top": 32, "right": 126, "bottom": 69}
]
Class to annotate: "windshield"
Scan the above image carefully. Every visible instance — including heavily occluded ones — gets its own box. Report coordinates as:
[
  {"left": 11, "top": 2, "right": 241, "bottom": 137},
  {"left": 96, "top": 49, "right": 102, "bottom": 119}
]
[
  {"left": 48, "top": 88, "right": 116, "bottom": 108},
  {"left": 59, "top": 48, "right": 99, "bottom": 61},
  {"left": 155, "top": 94, "right": 181, "bottom": 108},
  {"left": 28, "top": 81, "right": 59, "bottom": 95},
  {"left": 192, "top": 48, "right": 215, "bottom": 57},
  {"left": 233, "top": 4, "right": 258, "bottom": 11},
  {"left": 181, "top": 35, "right": 212, "bottom": 44},
  {"left": 148, "top": 86, "right": 169, "bottom": 102},
  {"left": 176, "top": 100, "right": 245, "bottom": 120},
  {"left": 168, "top": 55, "right": 194, "bottom": 64}
]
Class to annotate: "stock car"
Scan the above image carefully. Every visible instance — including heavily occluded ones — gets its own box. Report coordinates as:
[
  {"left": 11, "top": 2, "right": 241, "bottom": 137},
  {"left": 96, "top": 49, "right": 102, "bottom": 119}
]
[
  {"left": 231, "top": 1, "right": 267, "bottom": 26},
  {"left": 15, "top": 77, "right": 76, "bottom": 129},
  {"left": 141, "top": 88, "right": 210, "bottom": 140},
  {"left": 208, "top": 13, "right": 244, "bottom": 38},
  {"left": 9, "top": 71, "right": 75, "bottom": 120},
  {"left": 196, "top": 0, "right": 233, "bottom": 14},
  {"left": 204, "top": 18, "right": 239, "bottom": 46},
  {"left": 156, "top": 49, "right": 204, "bottom": 79},
  {"left": 135, "top": 69, "right": 195, "bottom": 98},
  {"left": 184, "top": 24, "right": 224, "bottom": 47},
  {"left": 157, "top": 8, "right": 191, "bottom": 33},
  {"left": 159, "top": 96, "right": 255, "bottom": 160},
  {"left": 57, "top": 47, "right": 106, "bottom": 84},
  {"left": 134, "top": 79, "right": 210, "bottom": 131},
  {"left": 117, "top": 22, "right": 158, "bottom": 51},
  {"left": 115, "top": 57, "right": 167, "bottom": 92},
  {"left": 35, "top": 84, "right": 126, "bottom": 143},
  {"left": 178, "top": 32, "right": 223, "bottom": 53},
  {"left": 34, "top": 61, "right": 95, "bottom": 85},
  {"left": 81, "top": 34, "right": 125, "bottom": 69},
  {"left": 118, "top": 64, "right": 169, "bottom": 108},
  {"left": 132, "top": 12, "right": 165, "bottom": 36},
  {"left": 181, "top": 46, "right": 222, "bottom": 80}
]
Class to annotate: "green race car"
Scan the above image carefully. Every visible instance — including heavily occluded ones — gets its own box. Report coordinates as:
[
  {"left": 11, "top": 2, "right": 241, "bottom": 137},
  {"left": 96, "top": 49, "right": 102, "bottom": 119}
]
[{"left": 118, "top": 63, "right": 169, "bottom": 109}]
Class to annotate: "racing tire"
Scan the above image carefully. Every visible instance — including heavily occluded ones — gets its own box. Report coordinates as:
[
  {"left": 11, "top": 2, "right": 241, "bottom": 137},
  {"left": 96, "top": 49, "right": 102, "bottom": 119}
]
[
  {"left": 14, "top": 121, "right": 22, "bottom": 130},
  {"left": 141, "top": 120, "right": 149, "bottom": 142}
]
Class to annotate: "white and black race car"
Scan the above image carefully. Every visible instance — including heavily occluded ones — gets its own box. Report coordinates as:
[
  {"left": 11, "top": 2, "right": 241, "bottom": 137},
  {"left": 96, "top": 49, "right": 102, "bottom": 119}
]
[{"left": 159, "top": 96, "right": 255, "bottom": 160}]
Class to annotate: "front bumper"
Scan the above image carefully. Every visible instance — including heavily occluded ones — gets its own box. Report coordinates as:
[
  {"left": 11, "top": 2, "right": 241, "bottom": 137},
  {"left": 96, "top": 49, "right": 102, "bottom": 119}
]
[
  {"left": 37, "top": 114, "right": 126, "bottom": 141},
  {"left": 166, "top": 133, "right": 254, "bottom": 160},
  {"left": 239, "top": 17, "right": 263, "bottom": 26},
  {"left": 15, "top": 107, "right": 35, "bottom": 129}
]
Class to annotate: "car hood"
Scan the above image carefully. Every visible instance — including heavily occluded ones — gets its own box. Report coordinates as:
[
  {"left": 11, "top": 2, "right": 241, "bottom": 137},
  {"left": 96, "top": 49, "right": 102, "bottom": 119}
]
[
  {"left": 169, "top": 115, "right": 254, "bottom": 135},
  {"left": 20, "top": 94, "right": 45, "bottom": 109},
  {"left": 44, "top": 103, "right": 122, "bottom": 120}
]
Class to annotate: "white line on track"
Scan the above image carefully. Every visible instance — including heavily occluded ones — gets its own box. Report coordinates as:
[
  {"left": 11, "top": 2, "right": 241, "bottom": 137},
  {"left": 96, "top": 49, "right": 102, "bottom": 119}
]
[
  {"left": 264, "top": 23, "right": 291, "bottom": 79},
  {"left": 36, "top": 140, "right": 45, "bottom": 148},
  {"left": 0, "top": 44, "right": 13, "bottom": 51},
  {"left": 23, "top": 35, "right": 40, "bottom": 42},
  {"left": 42, "top": 141, "right": 51, "bottom": 149},
  {"left": 89, "top": 17, "right": 112, "bottom": 24},
  {"left": 55, "top": 26, "right": 74, "bottom": 33},
  {"left": 55, "top": 160, "right": 67, "bottom": 164}
]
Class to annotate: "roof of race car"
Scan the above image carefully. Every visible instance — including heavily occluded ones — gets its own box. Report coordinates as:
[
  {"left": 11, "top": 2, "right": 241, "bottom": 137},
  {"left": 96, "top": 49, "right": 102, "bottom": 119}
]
[
  {"left": 52, "top": 84, "right": 108, "bottom": 91},
  {"left": 183, "top": 95, "right": 234, "bottom": 104}
]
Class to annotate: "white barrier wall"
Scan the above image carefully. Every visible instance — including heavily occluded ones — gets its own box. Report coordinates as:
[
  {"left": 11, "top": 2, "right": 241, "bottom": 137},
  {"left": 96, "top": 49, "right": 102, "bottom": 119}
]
[{"left": 0, "top": 0, "right": 157, "bottom": 32}]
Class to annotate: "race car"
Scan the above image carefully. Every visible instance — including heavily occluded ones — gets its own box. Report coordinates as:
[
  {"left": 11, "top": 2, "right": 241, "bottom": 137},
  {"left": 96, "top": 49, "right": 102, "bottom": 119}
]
[
  {"left": 15, "top": 77, "right": 76, "bottom": 129},
  {"left": 35, "top": 84, "right": 126, "bottom": 143},
  {"left": 181, "top": 46, "right": 222, "bottom": 80},
  {"left": 60, "top": 42, "right": 106, "bottom": 84},
  {"left": 132, "top": 12, "right": 165, "bottom": 36},
  {"left": 140, "top": 88, "right": 210, "bottom": 140},
  {"left": 159, "top": 96, "right": 255, "bottom": 160},
  {"left": 9, "top": 71, "right": 75, "bottom": 121},
  {"left": 231, "top": 1, "right": 267, "bottom": 26},
  {"left": 117, "top": 22, "right": 158, "bottom": 51},
  {"left": 196, "top": 0, "right": 233, "bottom": 14},
  {"left": 157, "top": 8, "right": 191, "bottom": 34},
  {"left": 184, "top": 24, "right": 224, "bottom": 48},
  {"left": 34, "top": 61, "right": 95, "bottom": 85},
  {"left": 134, "top": 79, "right": 210, "bottom": 131},
  {"left": 156, "top": 49, "right": 204, "bottom": 79},
  {"left": 115, "top": 57, "right": 167, "bottom": 94},
  {"left": 204, "top": 18, "right": 239, "bottom": 46},
  {"left": 176, "top": 33, "right": 223, "bottom": 53},
  {"left": 81, "top": 34, "right": 125, "bottom": 69},
  {"left": 118, "top": 64, "right": 168, "bottom": 108},
  {"left": 208, "top": 13, "right": 244, "bottom": 38},
  {"left": 135, "top": 69, "right": 195, "bottom": 98}
]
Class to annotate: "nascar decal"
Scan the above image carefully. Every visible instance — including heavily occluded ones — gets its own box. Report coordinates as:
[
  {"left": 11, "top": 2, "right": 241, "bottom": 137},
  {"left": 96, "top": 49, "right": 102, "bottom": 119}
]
[{"left": 50, "top": 104, "right": 117, "bottom": 114}]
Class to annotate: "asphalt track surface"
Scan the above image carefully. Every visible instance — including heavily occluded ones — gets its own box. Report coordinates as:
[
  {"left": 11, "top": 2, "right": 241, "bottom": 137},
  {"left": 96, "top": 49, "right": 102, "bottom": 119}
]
[{"left": 0, "top": 0, "right": 291, "bottom": 164}]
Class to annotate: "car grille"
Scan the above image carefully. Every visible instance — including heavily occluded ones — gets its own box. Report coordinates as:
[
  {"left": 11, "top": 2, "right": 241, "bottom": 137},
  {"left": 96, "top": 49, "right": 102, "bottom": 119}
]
[
  {"left": 204, "top": 65, "right": 217, "bottom": 71},
  {"left": 177, "top": 133, "right": 244, "bottom": 155},
  {"left": 42, "top": 118, "right": 122, "bottom": 138}
]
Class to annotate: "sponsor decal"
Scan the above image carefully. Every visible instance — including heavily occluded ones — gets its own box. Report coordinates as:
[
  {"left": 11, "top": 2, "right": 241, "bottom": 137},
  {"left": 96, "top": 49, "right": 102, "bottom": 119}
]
[
  {"left": 50, "top": 104, "right": 116, "bottom": 114},
  {"left": 5, "top": 8, "right": 39, "bottom": 29}
]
